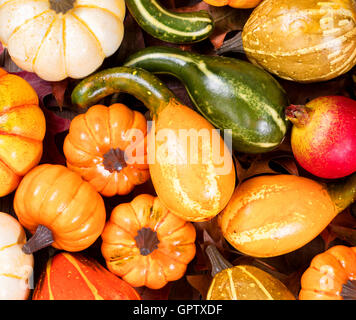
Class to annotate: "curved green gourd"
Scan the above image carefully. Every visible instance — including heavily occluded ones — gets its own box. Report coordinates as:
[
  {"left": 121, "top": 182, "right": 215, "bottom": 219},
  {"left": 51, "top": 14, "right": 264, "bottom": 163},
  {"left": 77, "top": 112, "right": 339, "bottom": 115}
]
[
  {"left": 124, "top": 46, "right": 289, "bottom": 154},
  {"left": 125, "top": 0, "right": 214, "bottom": 44}
]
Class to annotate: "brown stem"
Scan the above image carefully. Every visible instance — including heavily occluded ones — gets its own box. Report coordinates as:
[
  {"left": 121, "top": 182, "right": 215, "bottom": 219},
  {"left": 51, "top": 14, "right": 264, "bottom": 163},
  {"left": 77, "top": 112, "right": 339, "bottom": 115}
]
[
  {"left": 134, "top": 227, "right": 160, "bottom": 256},
  {"left": 22, "top": 225, "right": 54, "bottom": 255},
  {"left": 285, "top": 104, "right": 312, "bottom": 127},
  {"left": 49, "top": 0, "right": 76, "bottom": 14},
  {"left": 341, "top": 280, "right": 356, "bottom": 300},
  {"left": 205, "top": 245, "right": 233, "bottom": 277},
  {"left": 103, "top": 148, "right": 127, "bottom": 173}
]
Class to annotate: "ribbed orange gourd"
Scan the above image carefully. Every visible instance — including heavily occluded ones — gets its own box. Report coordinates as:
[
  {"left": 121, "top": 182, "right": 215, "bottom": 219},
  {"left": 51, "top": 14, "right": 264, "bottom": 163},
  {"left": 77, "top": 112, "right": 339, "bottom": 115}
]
[
  {"left": 219, "top": 174, "right": 356, "bottom": 258},
  {"left": 14, "top": 164, "right": 106, "bottom": 253},
  {"left": 101, "top": 194, "right": 196, "bottom": 289},
  {"left": 33, "top": 252, "right": 141, "bottom": 300},
  {"left": 299, "top": 246, "right": 356, "bottom": 300},
  {"left": 0, "top": 68, "right": 46, "bottom": 197},
  {"left": 203, "top": 0, "right": 262, "bottom": 8},
  {"left": 63, "top": 104, "right": 149, "bottom": 197}
]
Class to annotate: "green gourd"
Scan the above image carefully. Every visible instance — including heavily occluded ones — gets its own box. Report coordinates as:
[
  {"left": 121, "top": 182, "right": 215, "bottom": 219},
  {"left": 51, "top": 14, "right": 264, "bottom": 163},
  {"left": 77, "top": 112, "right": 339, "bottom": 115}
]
[
  {"left": 124, "top": 46, "right": 289, "bottom": 154},
  {"left": 126, "top": 0, "right": 214, "bottom": 44}
]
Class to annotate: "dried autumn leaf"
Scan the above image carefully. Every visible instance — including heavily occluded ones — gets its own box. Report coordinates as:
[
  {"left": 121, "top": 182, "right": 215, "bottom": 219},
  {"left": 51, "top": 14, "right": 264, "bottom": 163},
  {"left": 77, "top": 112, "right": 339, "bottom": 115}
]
[
  {"left": 135, "top": 283, "right": 172, "bottom": 300},
  {"left": 328, "top": 225, "right": 356, "bottom": 246},
  {"left": 186, "top": 274, "right": 212, "bottom": 299}
]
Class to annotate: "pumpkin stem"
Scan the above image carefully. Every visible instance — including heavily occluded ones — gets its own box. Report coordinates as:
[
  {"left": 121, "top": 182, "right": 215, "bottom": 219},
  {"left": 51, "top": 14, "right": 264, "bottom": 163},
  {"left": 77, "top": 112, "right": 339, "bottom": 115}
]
[
  {"left": 103, "top": 148, "right": 127, "bottom": 173},
  {"left": 134, "top": 227, "right": 160, "bottom": 256},
  {"left": 327, "top": 172, "right": 356, "bottom": 213},
  {"left": 22, "top": 225, "right": 54, "bottom": 255},
  {"left": 285, "top": 105, "right": 312, "bottom": 127},
  {"left": 341, "top": 280, "right": 356, "bottom": 300},
  {"left": 49, "top": 0, "right": 76, "bottom": 14},
  {"left": 205, "top": 245, "right": 233, "bottom": 277}
]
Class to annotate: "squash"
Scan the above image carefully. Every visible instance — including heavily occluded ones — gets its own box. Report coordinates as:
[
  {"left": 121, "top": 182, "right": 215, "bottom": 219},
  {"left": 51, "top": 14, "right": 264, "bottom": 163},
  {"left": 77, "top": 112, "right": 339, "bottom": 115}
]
[
  {"left": 13, "top": 164, "right": 106, "bottom": 253},
  {"left": 242, "top": 0, "right": 356, "bottom": 83},
  {"left": 205, "top": 245, "right": 295, "bottom": 300},
  {"left": 0, "top": 212, "right": 34, "bottom": 300},
  {"left": 0, "top": 0, "right": 125, "bottom": 81},
  {"left": 124, "top": 46, "right": 289, "bottom": 154},
  {"left": 63, "top": 103, "right": 150, "bottom": 197},
  {"left": 125, "top": 0, "right": 214, "bottom": 44},
  {"left": 33, "top": 252, "right": 141, "bottom": 300},
  {"left": 71, "top": 66, "right": 236, "bottom": 222},
  {"left": 219, "top": 174, "right": 356, "bottom": 258},
  {"left": 299, "top": 245, "right": 356, "bottom": 300},
  {"left": 286, "top": 96, "right": 356, "bottom": 179},
  {"left": 101, "top": 194, "right": 196, "bottom": 289},
  {"left": 0, "top": 68, "right": 46, "bottom": 197},
  {"left": 203, "top": 0, "right": 262, "bottom": 8}
]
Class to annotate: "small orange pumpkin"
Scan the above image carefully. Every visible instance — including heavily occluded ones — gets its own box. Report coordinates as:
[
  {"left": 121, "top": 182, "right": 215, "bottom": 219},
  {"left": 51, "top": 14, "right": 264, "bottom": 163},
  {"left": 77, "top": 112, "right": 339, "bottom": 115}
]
[
  {"left": 33, "top": 252, "right": 141, "bottom": 300},
  {"left": 101, "top": 194, "right": 196, "bottom": 289},
  {"left": 14, "top": 164, "right": 106, "bottom": 253},
  {"left": 0, "top": 68, "right": 46, "bottom": 197},
  {"left": 63, "top": 103, "right": 149, "bottom": 197},
  {"left": 203, "top": 0, "right": 262, "bottom": 8},
  {"left": 299, "top": 245, "right": 356, "bottom": 300}
]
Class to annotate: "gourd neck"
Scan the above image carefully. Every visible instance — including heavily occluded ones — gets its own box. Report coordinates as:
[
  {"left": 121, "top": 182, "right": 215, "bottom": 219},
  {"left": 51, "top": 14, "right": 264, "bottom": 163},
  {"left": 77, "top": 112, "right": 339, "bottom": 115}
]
[
  {"left": 134, "top": 227, "right": 160, "bottom": 256},
  {"left": 22, "top": 225, "right": 54, "bottom": 254},
  {"left": 285, "top": 104, "right": 313, "bottom": 128},
  {"left": 71, "top": 66, "right": 176, "bottom": 119},
  {"left": 327, "top": 172, "right": 356, "bottom": 213},
  {"left": 205, "top": 245, "right": 233, "bottom": 277},
  {"left": 49, "top": 0, "right": 76, "bottom": 14}
]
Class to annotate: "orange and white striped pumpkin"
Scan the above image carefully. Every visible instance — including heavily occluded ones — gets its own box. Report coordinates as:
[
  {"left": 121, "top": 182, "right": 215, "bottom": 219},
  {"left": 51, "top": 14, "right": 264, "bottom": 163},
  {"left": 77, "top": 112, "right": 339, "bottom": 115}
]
[
  {"left": 242, "top": 0, "right": 356, "bottom": 82},
  {"left": 0, "top": 0, "right": 125, "bottom": 81},
  {"left": 0, "top": 212, "right": 34, "bottom": 300},
  {"left": 33, "top": 252, "right": 141, "bottom": 300}
]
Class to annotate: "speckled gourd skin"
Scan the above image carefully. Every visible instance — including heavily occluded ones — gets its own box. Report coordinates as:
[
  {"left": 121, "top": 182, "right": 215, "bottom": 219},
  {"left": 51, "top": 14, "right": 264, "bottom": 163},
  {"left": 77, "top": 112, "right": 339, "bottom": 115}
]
[{"left": 242, "top": 0, "right": 356, "bottom": 82}]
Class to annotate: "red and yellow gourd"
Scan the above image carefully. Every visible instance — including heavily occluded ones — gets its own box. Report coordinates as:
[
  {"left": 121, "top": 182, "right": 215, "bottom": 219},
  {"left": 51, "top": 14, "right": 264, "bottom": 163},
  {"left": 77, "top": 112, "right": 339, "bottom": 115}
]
[
  {"left": 206, "top": 245, "right": 295, "bottom": 300},
  {"left": 0, "top": 0, "right": 125, "bottom": 81},
  {"left": 0, "top": 212, "right": 34, "bottom": 300},
  {"left": 71, "top": 67, "right": 236, "bottom": 222},
  {"left": 0, "top": 68, "right": 45, "bottom": 197},
  {"left": 63, "top": 104, "right": 149, "bottom": 197},
  {"left": 13, "top": 164, "right": 106, "bottom": 253},
  {"left": 33, "top": 252, "right": 141, "bottom": 300},
  {"left": 299, "top": 245, "right": 356, "bottom": 300},
  {"left": 242, "top": 0, "right": 356, "bottom": 82},
  {"left": 203, "top": 0, "right": 262, "bottom": 8},
  {"left": 219, "top": 174, "right": 356, "bottom": 258},
  {"left": 101, "top": 194, "right": 196, "bottom": 289}
]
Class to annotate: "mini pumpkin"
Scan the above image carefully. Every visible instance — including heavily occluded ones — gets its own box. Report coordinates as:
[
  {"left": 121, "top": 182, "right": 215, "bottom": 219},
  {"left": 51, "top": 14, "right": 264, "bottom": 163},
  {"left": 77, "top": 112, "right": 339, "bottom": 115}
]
[
  {"left": 0, "top": 0, "right": 125, "bottom": 81},
  {"left": 242, "top": 0, "right": 356, "bottom": 82},
  {"left": 203, "top": 0, "right": 262, "bottom": 8},
  {"left": 0, "top": 68, "right": 46, "bottom": 197},
  {"left": 13, "top": 164, "right": 106, "bottom": 253},
  {"left": 299, "top": 245, "right": 356, "bottom": 300},
  {"left": 101, "top": 194, "right": 196, "bottom": 289},
  {"left": 0, "top": 212, "right": 34, "bottom": 300},
  {"left": 33, "top": 252, "right": 141, "bottom": 300},
  {"left": 63, "top": 104, "right": 149, "bottom": 197}
]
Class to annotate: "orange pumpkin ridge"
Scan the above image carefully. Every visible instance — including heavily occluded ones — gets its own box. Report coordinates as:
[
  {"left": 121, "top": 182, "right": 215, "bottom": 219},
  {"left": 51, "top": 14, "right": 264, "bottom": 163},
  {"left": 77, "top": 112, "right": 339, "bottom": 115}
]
[
  {"left": 299, "top": 246, "right": 356, "bottom": 300},
  {"left": 101, "top": 194, "right": 196, "bottom": 289},
  {"left": 33, "top": 252, "right": 141, "bottom": 300},
  {"left": 63, "top": 104, "right": 150, "bottom": 197}
]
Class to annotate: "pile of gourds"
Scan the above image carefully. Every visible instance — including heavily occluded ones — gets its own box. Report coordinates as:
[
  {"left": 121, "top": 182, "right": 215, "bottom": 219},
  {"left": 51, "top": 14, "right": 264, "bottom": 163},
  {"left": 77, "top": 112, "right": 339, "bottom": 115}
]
[{"left": 0, "top": 0, "right": 356, "bottom": 301}]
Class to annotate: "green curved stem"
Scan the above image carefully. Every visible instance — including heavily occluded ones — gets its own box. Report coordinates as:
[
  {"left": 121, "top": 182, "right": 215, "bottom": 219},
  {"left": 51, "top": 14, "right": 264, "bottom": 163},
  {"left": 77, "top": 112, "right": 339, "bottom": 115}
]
[{"left": 71, "top": 66, "right": 176, "bottom": 117}]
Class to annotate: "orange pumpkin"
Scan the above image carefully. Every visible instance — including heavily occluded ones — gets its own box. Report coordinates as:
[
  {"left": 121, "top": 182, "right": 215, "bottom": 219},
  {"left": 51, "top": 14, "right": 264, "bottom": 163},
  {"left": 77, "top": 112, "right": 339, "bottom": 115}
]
[
  {"left": 14, "top": 164, "right": 106, "bottom": 253},
  {"left": 299, "top": 245, "right": 356, "bottom": 300},
  {"left": 101, "top": 194, "right": 196, "bottom": 289},
  {"left": 33, "top": 252, "right": 140, "bottom": 300},
  {"left": 0, "top": 68, "right": 46, "bottom": 197},
  {"left": 63, "top": 103, "right": 149, "bottom": 197},
  {"left": 203, "top": 0, "right": 262, "bottom": 8}
]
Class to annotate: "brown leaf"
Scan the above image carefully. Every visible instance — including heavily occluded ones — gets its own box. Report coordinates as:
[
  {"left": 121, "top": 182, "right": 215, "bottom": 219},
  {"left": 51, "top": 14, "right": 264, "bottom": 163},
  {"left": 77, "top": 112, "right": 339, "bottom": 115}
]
[
  {"left": 186, "top": 274, "right": 212, "bottom": 299},
  {"left": 51, "top": 79, "right": 68, "bottom": 110},
  {"left": 328, "top": 225, "right": 356, "bottom": 246},
  {"left": 135, "top": 283, "right": 172, "bottom": 300}
]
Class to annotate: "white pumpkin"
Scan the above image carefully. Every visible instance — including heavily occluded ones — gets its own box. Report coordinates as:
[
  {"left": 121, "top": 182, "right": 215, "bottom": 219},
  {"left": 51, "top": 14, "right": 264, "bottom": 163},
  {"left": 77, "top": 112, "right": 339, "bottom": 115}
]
[
  {"left": 0, "top": 0, "right": 126, "bottom": 81},
  {"left": 0, "top": 212, "right": 34, "bottom": 300}
]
